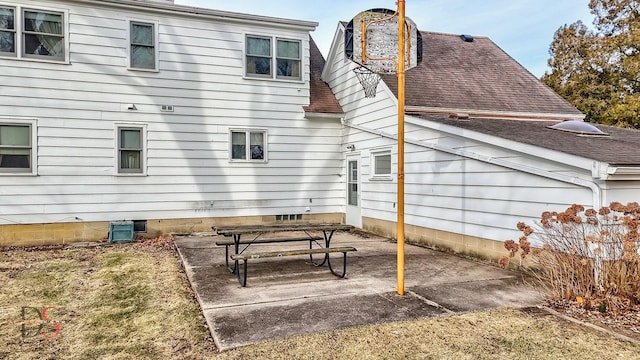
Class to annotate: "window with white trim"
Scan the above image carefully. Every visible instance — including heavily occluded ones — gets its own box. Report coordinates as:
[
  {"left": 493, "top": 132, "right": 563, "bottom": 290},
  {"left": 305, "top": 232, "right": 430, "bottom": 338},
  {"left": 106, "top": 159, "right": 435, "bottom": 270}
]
[
  {"left": 0, "top": 123, "right": 32, "bottom": 173},
  {"left": 371, "top": 150, "right": 392, "bottom": 178},
  {"left": 0, "top": 5, "right": 68, "bottom": 62},
  {"left": 117, "top": 126, "right": 144, "bottom": 174},
  {"left": 129, "top": 21, "right": 157, "bottom": 70},
  {"left": 23, "top": 9, "right": 65, "bottom": 60},
  {"left": 230, "top": 129, "right": 267, "bottom": 162},
  {"left": 245, "top": 35, "right": 301, "bottom": 80},
  {"left": 0, "top": 6, "right": 15, "bottom": 56}
]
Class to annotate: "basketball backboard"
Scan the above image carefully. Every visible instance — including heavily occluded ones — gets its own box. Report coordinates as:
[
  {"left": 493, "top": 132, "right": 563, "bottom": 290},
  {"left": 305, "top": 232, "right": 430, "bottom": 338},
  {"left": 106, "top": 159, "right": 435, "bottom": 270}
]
[{"left": 345, "top": 8, "right": 422, "bottom": 74}]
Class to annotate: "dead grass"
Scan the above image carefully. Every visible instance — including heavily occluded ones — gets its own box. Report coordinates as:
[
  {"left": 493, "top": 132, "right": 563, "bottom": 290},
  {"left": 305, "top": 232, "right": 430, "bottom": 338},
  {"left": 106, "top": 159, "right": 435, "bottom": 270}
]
[
  {"left": 0, "top": 243, "right": 212, "bottom": 359},
  {"left": 1, "top": 241, "right": 638, "bottom": 360}
]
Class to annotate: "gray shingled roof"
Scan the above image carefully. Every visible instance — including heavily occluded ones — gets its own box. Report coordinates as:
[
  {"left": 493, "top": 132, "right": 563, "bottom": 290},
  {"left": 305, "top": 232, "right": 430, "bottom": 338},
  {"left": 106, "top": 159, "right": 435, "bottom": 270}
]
[
  {"left": 381, "top": 32, "right": 582, "bottom": 116},
  {"left": 417, "top": 114, "right": 640, "bottom": 166}
]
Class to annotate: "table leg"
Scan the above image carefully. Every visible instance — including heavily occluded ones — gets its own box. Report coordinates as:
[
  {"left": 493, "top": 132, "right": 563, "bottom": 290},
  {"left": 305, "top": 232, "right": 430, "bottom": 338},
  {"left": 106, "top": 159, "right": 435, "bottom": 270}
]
[
  {"left": 310, "top": 229, "right": 335, "bottom": 267},
  {"left": 224, "top": 234, "right": 241, "bottom": 274}
]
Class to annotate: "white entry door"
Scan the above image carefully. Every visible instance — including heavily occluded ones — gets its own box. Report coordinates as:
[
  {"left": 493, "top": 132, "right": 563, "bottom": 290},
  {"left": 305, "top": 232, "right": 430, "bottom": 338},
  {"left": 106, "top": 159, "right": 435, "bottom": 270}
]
[{"left": 346, "top": 155, "right": 362, "bottom": 228}]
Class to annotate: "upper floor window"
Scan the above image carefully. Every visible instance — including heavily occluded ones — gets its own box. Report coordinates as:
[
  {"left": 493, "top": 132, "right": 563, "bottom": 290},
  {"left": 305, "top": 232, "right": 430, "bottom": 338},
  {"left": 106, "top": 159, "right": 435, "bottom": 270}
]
[
  {"left": 117, "top": 126, "right": 145, "bottom": 174},
  {"left": 230, "top": 129, "right": 267, "bottom": 162},
  {"left": 245, "top": 35, "right": 301, "bottom": 80},
  {"left": 0, "top": 5, "right": 67, "bottom": 62},
  {"left": 23, "top": 9, "right": 65, "bottom": 60},
  {"left": 129, "top": 21, "right": 157, "bottom": 71},
  {"left": 0, "top": 6, "right": 15, "bottom": 55},
  {"left": 0, "top": 123, "right": 32, "bottom": 173}
]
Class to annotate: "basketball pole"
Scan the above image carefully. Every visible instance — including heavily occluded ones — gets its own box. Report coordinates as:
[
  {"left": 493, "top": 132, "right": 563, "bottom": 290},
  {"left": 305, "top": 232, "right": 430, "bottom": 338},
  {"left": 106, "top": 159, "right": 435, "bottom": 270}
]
[{"left": 396, "top": 0, "right": 406, "bottom": 296}]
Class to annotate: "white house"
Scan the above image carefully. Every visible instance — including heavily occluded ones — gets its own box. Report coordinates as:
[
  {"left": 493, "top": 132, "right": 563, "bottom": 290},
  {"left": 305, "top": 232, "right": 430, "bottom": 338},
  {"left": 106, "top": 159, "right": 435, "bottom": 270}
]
[
  {"left": 4, "top": 1, "right": 640, "bottom": 262},
  {"left": 322, "top": 25, "right": 640, "bottom": 260},
  {"left": 0, "top": 0, "right": 345, "bottom": 246}
]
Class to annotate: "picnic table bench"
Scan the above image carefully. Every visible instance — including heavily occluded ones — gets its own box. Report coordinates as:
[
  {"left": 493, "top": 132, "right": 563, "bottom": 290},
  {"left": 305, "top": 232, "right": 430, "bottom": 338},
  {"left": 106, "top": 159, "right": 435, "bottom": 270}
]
[{"left": 214, "top": 223, "right": 356, "bottom": 287}]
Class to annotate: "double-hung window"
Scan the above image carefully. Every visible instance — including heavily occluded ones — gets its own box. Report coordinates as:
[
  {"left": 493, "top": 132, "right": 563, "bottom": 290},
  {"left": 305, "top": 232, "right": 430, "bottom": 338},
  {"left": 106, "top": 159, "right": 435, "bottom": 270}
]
[
  {"left": 0, "top": 5, "right": 67, "bottom": 61},
  {"left": 117, "top": 126, "right": 144, "bottom": 174},
  {"left": 371, "top": 149, "right": 392, "bottom": 179},
  {"left": 230, "top": 129, "right": 267, "bottom": 162},
  {"left": 129, "top": 21, "right": 157, "bottom": 70},
  {"left": 0, "top": 6, "right": 15, "bottom": 56},
  {"left": 23, "top": 9, "right": 65, "bottom": 60},
  {"left": 246, "top": 35, "right": 301, "bottom": 80},
  {"left": 276, "top": 38, "right": 300, "bottom": 79},
  {"left": 0, "top": 123, "right": 32, "bottom": 173}
]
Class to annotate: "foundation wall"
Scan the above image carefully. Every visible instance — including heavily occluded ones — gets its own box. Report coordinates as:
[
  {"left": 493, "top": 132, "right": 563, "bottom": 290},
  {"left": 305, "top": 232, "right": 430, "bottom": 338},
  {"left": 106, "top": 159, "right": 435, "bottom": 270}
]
[
  {"left": 0, "top": 213, "right": 344, "bottom": 247},
  {"left": 362, "top": 217, "right": 507, "bottom": 263}
]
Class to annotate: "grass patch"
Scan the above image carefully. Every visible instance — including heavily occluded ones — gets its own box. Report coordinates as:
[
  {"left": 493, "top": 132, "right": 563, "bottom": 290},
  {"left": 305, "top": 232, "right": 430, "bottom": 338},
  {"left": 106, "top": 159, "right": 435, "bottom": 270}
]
[
  {"left": 1, "top": 242, "right": 638, "bottom": 359},
  {"left": 0, "top": 244, "right": 211, "bottom": 360}
]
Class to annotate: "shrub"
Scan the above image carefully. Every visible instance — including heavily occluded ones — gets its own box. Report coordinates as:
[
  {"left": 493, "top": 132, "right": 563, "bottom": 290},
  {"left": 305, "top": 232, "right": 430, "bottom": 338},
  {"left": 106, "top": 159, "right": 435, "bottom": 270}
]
[{"left": 500, "top": 203, "right": 640, "bottom": 310}]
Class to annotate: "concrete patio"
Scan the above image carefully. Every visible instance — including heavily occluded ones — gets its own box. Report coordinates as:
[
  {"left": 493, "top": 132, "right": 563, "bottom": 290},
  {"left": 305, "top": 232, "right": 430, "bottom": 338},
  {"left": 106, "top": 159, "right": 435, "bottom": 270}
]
[{"left": 175, "top": 230, "right": 541, "bottom": 351}]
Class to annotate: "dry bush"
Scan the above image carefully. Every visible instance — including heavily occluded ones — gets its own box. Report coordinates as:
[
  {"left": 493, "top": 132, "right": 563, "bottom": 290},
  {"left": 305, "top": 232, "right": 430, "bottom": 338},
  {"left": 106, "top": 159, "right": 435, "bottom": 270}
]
[{"left": 501, "top": 203, "right": 640, "bottom": 311}]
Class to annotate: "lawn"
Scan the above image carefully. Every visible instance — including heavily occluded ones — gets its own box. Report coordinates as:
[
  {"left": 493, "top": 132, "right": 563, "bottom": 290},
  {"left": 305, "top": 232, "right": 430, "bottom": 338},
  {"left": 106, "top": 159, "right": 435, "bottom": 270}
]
[{"left": 1, "top": 238, "right": 638, "bottom": 359}]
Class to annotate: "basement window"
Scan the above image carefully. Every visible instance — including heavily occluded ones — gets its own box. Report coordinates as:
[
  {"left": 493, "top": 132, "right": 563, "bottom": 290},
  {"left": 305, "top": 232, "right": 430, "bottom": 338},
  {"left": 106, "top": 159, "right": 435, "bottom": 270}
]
[{"left": 133, "top": 220, "right": 147, "bottom": 233}]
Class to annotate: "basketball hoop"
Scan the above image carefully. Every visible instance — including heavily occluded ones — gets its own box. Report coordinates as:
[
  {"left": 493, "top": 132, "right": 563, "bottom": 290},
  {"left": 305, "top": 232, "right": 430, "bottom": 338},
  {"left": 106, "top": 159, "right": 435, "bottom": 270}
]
[{"left": 353, "top": 65, "right": 381, "bottom": 98}]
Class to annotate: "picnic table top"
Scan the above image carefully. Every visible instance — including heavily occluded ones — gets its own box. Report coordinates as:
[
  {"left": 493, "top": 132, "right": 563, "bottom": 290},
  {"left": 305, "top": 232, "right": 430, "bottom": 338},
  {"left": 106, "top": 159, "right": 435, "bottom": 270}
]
[{"left": 214, "top": 223, "right": 353, "bottom": 236}]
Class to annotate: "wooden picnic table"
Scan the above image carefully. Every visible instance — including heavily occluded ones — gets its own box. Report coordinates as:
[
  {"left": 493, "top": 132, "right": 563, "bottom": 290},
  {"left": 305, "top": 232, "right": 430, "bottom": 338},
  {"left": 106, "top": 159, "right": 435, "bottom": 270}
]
[{"left": 214, "top": 223, "right": 356, "bottom": 286}]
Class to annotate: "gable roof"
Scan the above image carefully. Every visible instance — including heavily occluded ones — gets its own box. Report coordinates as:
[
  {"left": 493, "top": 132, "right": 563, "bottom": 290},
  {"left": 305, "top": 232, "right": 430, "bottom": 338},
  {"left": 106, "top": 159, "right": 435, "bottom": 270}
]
[
  {"left": 417, "top": 114, "right": 640, "bottom": 166},
  {"left": 304, "top": 37, "right": 344, "bottom": 115},
  {"left": 381, "top": 32, "right": 582, "bottom": 118}
]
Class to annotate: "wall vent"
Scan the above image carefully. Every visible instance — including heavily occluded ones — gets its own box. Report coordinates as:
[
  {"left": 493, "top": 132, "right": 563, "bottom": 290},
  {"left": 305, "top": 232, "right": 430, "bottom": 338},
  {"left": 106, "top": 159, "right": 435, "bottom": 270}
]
[
  {"left": 276, "top": 214, "right": 303, "bottom": 221},
  {"left": 160, "top": 105, "right": 174, "bottom": 112}
]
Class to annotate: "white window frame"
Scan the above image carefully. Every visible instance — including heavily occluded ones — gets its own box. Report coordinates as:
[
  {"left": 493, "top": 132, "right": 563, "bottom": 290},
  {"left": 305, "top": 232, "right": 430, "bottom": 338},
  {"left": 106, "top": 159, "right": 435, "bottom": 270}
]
[
  {"left": 127, "top": 19, "right": 159, "bottom": 72},
  {"left": 0, "top": 4, "right": 69, "bottom": 63},
  {"left": 244, "top": 34, "right": 302, "bottom": 81},
  {"left": 0, "top": 5, "right": 16, "bottom": 57},
  {"left": 115, "top": 124, "right": 147, "bottom": 176},
  {"left": 370, "top": 148, "right": 392, "bottom": 180},
  {"left": 0, "top": 117, "right": 37, "bottom": 176},
  {"left": 229, "top": 128, "right": 268, "bottom": 163}
]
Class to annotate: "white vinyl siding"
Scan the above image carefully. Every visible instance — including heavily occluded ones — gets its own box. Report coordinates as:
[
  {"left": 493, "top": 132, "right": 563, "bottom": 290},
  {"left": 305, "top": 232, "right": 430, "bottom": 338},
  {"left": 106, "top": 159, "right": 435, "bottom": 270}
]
[
  {"left": 323, "top": 24, "right": 597, "bottom": 244},
  {"left": 0, "top": 1, "right": 331, "bottom": 227}
]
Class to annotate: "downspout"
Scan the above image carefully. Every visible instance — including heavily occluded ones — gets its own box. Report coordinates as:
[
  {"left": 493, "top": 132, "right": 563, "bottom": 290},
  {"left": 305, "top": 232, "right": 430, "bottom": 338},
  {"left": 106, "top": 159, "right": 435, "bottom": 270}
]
[{"left": 345, "top": 122, "right": 602, "bottom": 209}]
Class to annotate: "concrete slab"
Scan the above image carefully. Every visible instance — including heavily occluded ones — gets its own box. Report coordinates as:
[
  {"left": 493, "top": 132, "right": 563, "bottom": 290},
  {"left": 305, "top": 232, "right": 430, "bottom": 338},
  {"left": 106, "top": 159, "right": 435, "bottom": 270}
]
[{"left": 175, "top": 232, "right": 541, "bottom": 351}]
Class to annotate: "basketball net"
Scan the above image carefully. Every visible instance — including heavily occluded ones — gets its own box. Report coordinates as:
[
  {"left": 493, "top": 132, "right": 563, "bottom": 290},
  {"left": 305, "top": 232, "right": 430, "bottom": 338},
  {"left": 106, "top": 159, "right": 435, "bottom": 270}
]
[{"left": 353, "top": 65, "right": 381, "bottom": 98}]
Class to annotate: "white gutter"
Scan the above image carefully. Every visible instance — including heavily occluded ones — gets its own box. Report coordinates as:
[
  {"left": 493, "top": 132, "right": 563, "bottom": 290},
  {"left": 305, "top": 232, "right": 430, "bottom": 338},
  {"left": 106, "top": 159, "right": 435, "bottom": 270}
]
[
  {"left": 345, "top": 122, "right": 602, "bottom": 209},
  {"left": 405, "top": 106, "right": 585, "bottom": 121},
  {"left": 304, "top": 112, "right": 345, "bottom": 120}
]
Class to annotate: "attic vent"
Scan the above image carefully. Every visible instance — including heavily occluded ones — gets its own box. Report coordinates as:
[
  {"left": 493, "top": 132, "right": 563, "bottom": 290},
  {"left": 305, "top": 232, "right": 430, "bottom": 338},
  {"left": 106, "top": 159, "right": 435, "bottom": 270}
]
[
  {"left": 161, "top": 105, "right": 174, "bottom": 112},
  {"left": 548, "top": 120, "right": 609, "bottom": 136},
  {"left": 460, "top": 34, "right": 474, "bottom": 42}
]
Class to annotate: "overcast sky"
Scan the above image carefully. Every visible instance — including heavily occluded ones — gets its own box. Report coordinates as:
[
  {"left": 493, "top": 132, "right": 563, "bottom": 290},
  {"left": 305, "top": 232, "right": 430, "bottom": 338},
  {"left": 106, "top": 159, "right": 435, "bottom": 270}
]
[{"left": 175, "top": 1, "right": 593, "bottom": 78}]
